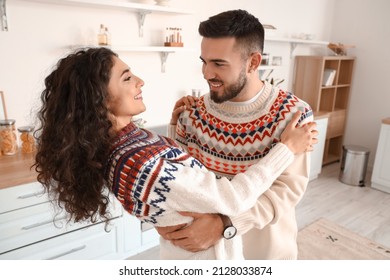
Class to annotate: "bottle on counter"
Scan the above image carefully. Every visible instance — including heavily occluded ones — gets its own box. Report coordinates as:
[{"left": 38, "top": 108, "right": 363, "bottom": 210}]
[
  {"left": 0, "top": 119, "right": 18, "bottom": 156},
  {"left": 97, "top": 24, "right": 107, "bottom": 46},
  {"left": 17, "top": 126, "right": 35, "bottom": 154},
  {"left": 104, "top": 27, "right": 111, "bottom": 46}
]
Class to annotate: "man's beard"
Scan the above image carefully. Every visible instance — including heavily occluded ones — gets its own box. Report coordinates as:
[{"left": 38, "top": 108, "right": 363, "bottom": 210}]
[{"left": 209, "top": 68, "right": 247, "bottom": 104}]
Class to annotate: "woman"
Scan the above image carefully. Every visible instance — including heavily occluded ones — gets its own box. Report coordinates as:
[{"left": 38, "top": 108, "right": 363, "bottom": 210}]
[{"left": 34, "top": 47, "right": 317, "bottom": 259}]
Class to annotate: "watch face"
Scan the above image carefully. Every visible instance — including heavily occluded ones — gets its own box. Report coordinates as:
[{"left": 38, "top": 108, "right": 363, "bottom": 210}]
[{"left": 223, "top": 226, "right": 237, "bottom": 239}]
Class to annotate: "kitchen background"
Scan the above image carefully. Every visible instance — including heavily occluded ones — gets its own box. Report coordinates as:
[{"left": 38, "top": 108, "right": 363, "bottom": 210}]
[
  {"left": 0, "top": 0, "right": 389, "bottom": 170},
  {"left": 1, "top": 0, "right": 390, "bottom": 263}
]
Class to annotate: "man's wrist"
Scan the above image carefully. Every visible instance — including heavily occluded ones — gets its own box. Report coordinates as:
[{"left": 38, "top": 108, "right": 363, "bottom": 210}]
[{"left": 220, "top": 215, "right": 237, "bottom": 239}]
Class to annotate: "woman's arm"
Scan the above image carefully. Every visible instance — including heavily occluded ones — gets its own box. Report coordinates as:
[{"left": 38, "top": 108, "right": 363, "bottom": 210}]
[{"left": 142, "top": 143, "right": 293, "bottom": 219}]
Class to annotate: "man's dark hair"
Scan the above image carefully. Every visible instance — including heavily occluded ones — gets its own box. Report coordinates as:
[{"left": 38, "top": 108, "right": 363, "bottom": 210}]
[{"left": 198, "top": 9, "right": 265, "bottom": 56}]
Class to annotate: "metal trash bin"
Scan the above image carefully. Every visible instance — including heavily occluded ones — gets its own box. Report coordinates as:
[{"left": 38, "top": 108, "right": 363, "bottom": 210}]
[{"left": 339, "top": 145, "right": 370, "bottom": 186}]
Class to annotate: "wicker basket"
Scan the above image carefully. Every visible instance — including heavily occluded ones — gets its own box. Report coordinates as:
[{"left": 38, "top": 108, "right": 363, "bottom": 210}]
[{"left": 328, "top": 43, "right": 355, "bottom": 56}]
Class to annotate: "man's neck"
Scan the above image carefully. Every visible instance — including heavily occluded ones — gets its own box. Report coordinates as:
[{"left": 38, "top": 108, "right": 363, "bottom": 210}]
[{"left": 229, "top": 79, "right": 264, "bottom": 103}]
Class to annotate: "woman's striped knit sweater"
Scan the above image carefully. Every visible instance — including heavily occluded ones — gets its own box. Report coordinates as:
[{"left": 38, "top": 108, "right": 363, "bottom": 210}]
[{"left": 105, "top": 121, "right": 294, "bottom": 259}]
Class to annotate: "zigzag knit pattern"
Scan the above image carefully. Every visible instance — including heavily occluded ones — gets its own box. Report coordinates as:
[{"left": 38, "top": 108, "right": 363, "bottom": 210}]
[
  {"left": 176, "top": 83, "right": 313, "bottom": 178},
  {"left": 105, "top": 123, "right": 203, "bottom": 224}
]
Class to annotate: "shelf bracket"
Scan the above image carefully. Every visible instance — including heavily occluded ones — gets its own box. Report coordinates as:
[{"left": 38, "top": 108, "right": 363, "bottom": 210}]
[
  {"left": 289, "top": 42, "right": 298, "bottom": 58},
  {"left": 0, "top": 0, "right": 8, "bottom": 32},
  {"left": 160, "top": 52, "right": 169, "bottom": 73},
  {"left": 137, "top": 11, "right": 151, "bottom": 37}
]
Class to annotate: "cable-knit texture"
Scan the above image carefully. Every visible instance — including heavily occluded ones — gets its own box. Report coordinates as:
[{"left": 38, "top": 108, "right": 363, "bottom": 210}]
[
  {"left": 105, "top": 120, "right": 294, "bottom": 259},
  {"left": 173, "top": 81, "right": 314, "bottom": 259}
]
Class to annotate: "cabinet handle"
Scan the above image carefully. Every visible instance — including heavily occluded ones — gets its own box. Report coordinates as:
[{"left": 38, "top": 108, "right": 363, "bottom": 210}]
[
  {"left": 17, "top": 190, "right": 45, "bottom": 199},
  {"left": 21, "top": 215, "right": 66, "bottom": 230},
  {"left": 45, "top": 245, "right": 87, "bottom": 260}
]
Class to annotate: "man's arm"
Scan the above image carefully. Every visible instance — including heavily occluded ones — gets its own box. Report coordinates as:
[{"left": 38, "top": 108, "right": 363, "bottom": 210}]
[{"left": 230, "top": 151, "right": 310, "bottom": 233}]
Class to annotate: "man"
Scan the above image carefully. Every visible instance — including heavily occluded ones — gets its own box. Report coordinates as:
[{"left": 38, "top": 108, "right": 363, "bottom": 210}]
[{"left": 158, "top": 9, "right": 314, "bottom": 259}]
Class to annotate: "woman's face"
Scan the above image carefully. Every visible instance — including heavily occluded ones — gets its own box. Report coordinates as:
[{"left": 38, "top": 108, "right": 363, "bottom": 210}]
[{"left": 107, "top": 56, "right": 145, "bottom": 130}]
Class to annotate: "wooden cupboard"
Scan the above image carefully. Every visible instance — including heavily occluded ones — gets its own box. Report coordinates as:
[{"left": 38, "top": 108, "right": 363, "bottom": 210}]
[{"left": 293, "top": 55, "right": 355, "bottom": 165}]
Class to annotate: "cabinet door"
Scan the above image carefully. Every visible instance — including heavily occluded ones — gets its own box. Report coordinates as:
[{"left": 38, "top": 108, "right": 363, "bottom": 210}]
[
  {"left": 121, "top": 210, "right": 159, "bottom": 258},
  {"left": 327, "top": 110, "right": 346, "bottom": 138},
  {"left": 0, "top": 194, "right": 123, "bottom": 254},
  {"left": 0, "top": 202, "right": 94, "bottom": 254},
  {"left": 0, "top": 182, "right": 48, "bottom": 214},
  {"left": 122, "top": 210, "right": 142, "bottom": 255},
  {"left": 310, "top": 117, "right": 328, "bottom": 180},
  {"left": 0, "top": 218, "right": 124, "bottom": 260},
  {"left": 371, "top": 123, "right": 390, "bottom": 193}
]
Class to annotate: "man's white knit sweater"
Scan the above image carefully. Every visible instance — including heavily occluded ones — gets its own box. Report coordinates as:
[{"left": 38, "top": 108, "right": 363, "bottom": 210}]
[
  {"left": 169, "top": 81, "right": 313, "bottom": 259},
  {"left": 106, "top": 122, "right": 294, "bottom": 259}
]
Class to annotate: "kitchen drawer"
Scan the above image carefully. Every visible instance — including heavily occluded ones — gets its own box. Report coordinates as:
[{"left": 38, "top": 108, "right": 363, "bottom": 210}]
[
  {"left": 0, "top": 217, "right": 124, "bottom": 260},
  {"left": 0, "top": 201, "right": 88, "bottom": 254},
  {"left": 326, "top": 109, "right": 346, "bottom": 138},
  {"left": 0, "top": 182, "right": 49, "bottom": 214},
  {"left": 0, "top": 195, "right": 123, "bottom": 254}
]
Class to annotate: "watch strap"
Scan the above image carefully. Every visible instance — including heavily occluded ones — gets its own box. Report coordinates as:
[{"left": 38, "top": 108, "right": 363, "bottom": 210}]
[
  {"left": 220, "top": 214, "right": 233, "bottom": 228},
  {"left": 220, "top": 215, "right": 237, "bottom": 239}
]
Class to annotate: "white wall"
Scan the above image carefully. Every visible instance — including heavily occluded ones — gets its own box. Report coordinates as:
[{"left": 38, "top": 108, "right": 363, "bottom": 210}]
[
  {"left": 331, "top": 0, "right": 390, "bottom": 167},
  {"left": 0, "top": 0, "right": 335, "bottom": 128},
  {"left": 8, "top": 0, "right": 388, "bottom": 166}
]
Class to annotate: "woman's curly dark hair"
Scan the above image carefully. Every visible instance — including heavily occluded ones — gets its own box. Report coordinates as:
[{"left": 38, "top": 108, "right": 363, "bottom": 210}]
[{"left": 34, "top": 47, "right": 118, "bottom": 225}]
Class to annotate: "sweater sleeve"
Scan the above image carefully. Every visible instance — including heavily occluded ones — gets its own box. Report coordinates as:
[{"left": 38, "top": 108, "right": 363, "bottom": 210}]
[
  {"left": 167, "top": 124, "right": 177, "bottom": 140},
  {"left": 230, "top": 152, "right": 310, "bottom": 233},
  {"left": 125, "top": 143, "right": 293, "bottom": 224},
  {"left": 230, "top": 111, "right": 314, "bottom": 233},
  {"left": 168, "top": 109, "right": 192, "bottom": 152}
]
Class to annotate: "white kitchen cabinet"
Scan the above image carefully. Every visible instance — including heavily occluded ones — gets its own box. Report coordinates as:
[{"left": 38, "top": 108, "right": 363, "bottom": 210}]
[
  {"left": 1, "top": 218, "right": 124, "bottom": 260},
  {"left": 309, "top": 113, "right": 329, "bottom": 181},
  {"left": 0, "top": 145, "right": 160, "bottom": 260},
  {"left": 122, "top": 211, "right": 159, "bottom": 257},
  {"left": 0, "top": 179, "right": 159, "bottom": 260},
  {"left": 0, "top": 181, "right": 48, "bottom": 214},
  {"left": 371, "top": 118, "right": 390, "bottom": 193},
  {"left": 0, "top": 181, "right": 125, "bottom": 259}
]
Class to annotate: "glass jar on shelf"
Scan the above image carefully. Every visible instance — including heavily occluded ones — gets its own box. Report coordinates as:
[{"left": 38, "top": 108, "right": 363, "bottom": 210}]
[
  {"left": 17, "top": 126, "right": 36, "bottom": 154},
  {"left": 261, "top": 53, "right": 270, "bottom": 65},
  {"left": 0, "top": 119, "right": 18, "bottom": 156}
]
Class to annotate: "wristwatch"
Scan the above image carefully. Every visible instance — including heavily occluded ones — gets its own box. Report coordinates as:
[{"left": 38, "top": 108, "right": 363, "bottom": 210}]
[{"left": 220, "top": 215, "right": 237, "bottom": 239}]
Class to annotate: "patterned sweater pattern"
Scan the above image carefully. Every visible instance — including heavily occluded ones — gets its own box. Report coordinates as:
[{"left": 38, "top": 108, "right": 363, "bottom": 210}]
[
  {"left": 105, "top": 121, "right": 294, "bottom": 259},
  {"left": 176, "top": 83, "right": 313, "bottom": 179},
  {"left": 173, "top": 82, "right": 313, "bottom": 259}
]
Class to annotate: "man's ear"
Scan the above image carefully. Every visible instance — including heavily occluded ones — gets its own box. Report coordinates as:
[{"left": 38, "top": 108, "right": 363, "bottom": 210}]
[{"left": 248, "top": 52, "right": 261, "bottom": 73}]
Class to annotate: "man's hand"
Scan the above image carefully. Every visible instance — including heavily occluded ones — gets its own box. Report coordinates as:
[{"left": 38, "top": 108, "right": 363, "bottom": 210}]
[
  {"left": 170, "top": 95, "right": 198, "bottom": 125},
  {"left": 155, "top": 212, "right": 223, "bottom": 252}
]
